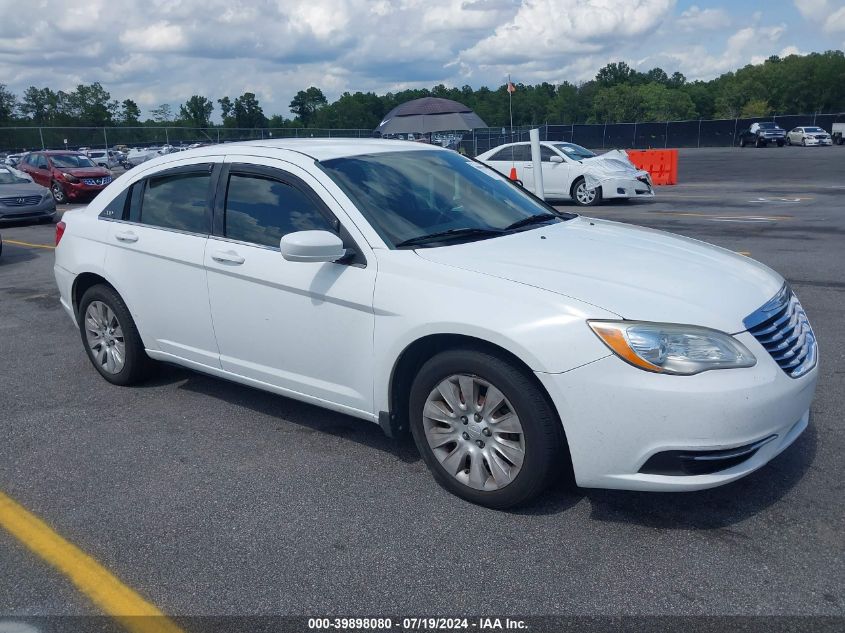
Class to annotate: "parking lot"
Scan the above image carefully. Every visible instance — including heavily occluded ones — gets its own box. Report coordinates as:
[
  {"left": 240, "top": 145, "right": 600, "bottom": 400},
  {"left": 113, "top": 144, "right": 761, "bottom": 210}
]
[{"left": 0, "top": 147, "right": 843, "bottom": 622}]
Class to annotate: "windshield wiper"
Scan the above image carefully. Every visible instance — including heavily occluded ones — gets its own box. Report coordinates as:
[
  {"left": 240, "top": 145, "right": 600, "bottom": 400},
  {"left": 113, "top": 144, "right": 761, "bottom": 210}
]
[
  {"left": 395, "top": 227, "right": 504, "bottom": 248},
  {"left": 504, "top": 214, "right": 559, "bottom": 231}
]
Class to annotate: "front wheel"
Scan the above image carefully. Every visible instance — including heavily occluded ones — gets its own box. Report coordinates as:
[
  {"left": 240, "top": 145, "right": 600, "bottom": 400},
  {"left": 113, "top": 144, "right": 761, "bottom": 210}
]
[
  {"left": 409, "top": 349, "right": 564, "bottom": 509},
  {"left": 571, "top": 178, "right": 602, "bottom": 206},
  {"left": 51, "top": 181, "right": 66, "bottom": 203},
  {"left": 777, "top": 140, "right": 784, "bottom": 147},
  {"left": 786, "top": 137, "right": 791, "bottom": 145},
  {"left": 78, "top": 285, "right": 154, "bottom": 385}
]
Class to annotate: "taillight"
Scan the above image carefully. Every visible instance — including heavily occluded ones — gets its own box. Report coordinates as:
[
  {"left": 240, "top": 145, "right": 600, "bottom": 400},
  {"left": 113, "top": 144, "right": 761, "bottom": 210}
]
[{"left": 55, "top": 221, "right": 66, "bottom": 246}]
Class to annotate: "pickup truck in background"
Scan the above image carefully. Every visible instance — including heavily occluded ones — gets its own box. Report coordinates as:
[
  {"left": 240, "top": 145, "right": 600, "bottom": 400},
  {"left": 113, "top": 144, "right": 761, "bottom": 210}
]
[{"left": 737, "top": 122, "right": 786, "bottom": 147}]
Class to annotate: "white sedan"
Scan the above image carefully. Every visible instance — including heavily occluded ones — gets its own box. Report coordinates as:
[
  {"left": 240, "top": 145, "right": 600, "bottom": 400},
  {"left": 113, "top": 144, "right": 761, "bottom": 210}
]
[
  {"left": 786, "top": 126, "right": 833, "bottom": 146},
  {"left": 477, "top": 141, "right": 654, "bottom": 206},
  {"left": 54, "top": 139, "right": 818, "bottom": 508}
]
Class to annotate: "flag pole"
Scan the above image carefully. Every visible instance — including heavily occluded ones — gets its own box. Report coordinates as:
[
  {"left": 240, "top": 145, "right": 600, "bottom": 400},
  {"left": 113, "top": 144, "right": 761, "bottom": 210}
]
[{"left": 508, "top": 73, "right": 514, "bottom": 143}]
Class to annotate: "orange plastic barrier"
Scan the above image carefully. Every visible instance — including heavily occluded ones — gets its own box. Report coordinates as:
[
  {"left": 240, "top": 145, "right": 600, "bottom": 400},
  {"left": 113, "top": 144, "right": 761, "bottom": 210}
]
[{"left": 626, "top": 149, "right": 678, "bottom": 185}]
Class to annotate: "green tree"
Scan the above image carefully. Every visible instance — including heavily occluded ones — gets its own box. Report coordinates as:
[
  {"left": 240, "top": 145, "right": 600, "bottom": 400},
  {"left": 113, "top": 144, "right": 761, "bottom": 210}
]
[
  {"left": 232, "top": 92, "right": 265, "bottom": 128},
  {"left": 0, "top": 84, "right": 18, "bottom": 123},
  {"left": 179, "top": 95, "right": 214, "bottom": 128},
  {"left": 595, "top": 62, "right": 638, "bottom": 87},
  {"left": 120, "top": 99, "right": 141, "bottom": 125},
  {"left": 19, "top": 87, "right": 52, "bottom": 124},
  {"left": 740, "top": 98, "right": 771, "bottom": 117},
  {"left": 289, "top": 87, "right": 328, "bottom": 126},
  {"left": 150, "top": 103, "right": 173, "bottom": 123}
]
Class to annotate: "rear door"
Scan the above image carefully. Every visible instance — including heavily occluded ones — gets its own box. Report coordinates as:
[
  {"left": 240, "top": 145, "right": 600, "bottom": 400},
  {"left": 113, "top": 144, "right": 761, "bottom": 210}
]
[
  {"left": 23, "top": 153, "right": 51, "bottom": 187},
  {"left": 102, "top": 159, "right": 222, "bottom": 367},
  {"left": 204, "top": 156, "right": 377, "bottom": 416}
]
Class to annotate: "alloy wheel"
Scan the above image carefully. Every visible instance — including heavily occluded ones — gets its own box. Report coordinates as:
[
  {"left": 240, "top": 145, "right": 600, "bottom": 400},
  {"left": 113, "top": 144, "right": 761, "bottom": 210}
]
[
  {"left": 575, "top": 182, "right": 596, "bottom": 205},
  {"left": 422, "top": 374, "right": 526, "bottom": 491},
  {"left": 51, "top": 183, "right": 66, "bottom": 203},
  {"left": 84, "top": 301, "right": 126, "bottom": 374}
]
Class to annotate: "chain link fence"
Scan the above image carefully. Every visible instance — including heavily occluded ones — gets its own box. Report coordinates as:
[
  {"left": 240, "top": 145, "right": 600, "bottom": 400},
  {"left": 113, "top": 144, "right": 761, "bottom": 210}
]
[{"left": 1, "top": 113, "right": 843, "bottom": 155}]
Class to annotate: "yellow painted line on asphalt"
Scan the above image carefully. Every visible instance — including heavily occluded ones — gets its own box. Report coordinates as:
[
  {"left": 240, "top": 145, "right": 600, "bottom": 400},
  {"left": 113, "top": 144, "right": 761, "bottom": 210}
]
[
  {"left": 737, "top": 251, "right": 752, "bottom": 256},
  {"left": 4, "top": 239, "right": 56, "bottom": 250},
  {"left": 0, "top": 490, "right": 184, "bottom": 633}
]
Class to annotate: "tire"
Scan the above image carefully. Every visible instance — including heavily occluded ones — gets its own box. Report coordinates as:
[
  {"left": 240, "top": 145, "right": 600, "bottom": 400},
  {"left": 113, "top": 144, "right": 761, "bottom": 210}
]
[
  {"left": 409, "top": 349, "right": 564, "bottom": 509},
  {"left": 755, "top": 137, "right": 764, "bottom": 148},
  {"left": 802, "top": 138, "right": 807, "bottom": 147},
  {"left": 739, "top": 137, "right": 746, "bottom": 148},
  {"left": 777, "top": 140, "right": 784, "bottom": 147},
  {"left": 51, "top": 181, "right": 66, "bottom": 203},
  {"left": 786, "top": 137, "right": 791, "bottom": 145},
  {"left": 77, "top": 284, "right": 154, "bottom": 386},
  {"left": 570, "top": 177, "right": 602, "bottom": 207}
]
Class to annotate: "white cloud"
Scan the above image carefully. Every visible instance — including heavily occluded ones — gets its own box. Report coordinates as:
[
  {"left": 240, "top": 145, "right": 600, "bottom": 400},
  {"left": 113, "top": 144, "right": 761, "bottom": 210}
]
[
  {"left": 0, "top": 0, "right": 841, "bottom": 120},
  {"left": 676, "top": 6, "right": 731, "bottom": 31},
  {"left": 462, "top": 0, "right": 676, "bottom": 64}
]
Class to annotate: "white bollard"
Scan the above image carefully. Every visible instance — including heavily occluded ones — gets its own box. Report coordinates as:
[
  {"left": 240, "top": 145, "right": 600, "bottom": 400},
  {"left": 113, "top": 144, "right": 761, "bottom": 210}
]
[{"left": 529, "top": 128, "right": 545, "bottom": 201}]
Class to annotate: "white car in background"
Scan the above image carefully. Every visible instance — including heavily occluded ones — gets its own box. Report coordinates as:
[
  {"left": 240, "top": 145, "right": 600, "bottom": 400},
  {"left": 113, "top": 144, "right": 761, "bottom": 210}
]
[
  {"left": 86, "top": 149, "right": 121, "bottom": 169},
  {"left": 53, "top": 139, "right": 818, "bottom": 508},
  {"left": 477, "top": 141, "right": 653, "bottom": 206},
  {"left": 786, "top": 127, "right": 832, "bottom": 146}
]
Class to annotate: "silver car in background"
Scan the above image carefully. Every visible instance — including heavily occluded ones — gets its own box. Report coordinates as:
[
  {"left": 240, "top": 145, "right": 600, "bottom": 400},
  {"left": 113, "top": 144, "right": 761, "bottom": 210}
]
[
  {"left": 0, "top": 165, "right": 56, "bottom": 224},
  {"left": 786, "top": 127, "right": 833, "bottom": 146}
]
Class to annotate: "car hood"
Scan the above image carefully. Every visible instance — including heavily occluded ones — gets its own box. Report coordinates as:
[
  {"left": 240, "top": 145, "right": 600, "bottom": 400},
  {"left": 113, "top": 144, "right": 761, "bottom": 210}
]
[
  {"left": 414, "top": 216, "right": 783, "bottom": 333},
  {"left": 0, "top": 181, "right": 50, "bottom": 197},
  {"left": 61, "top": 167, "right": 111, "bottom": 178}
]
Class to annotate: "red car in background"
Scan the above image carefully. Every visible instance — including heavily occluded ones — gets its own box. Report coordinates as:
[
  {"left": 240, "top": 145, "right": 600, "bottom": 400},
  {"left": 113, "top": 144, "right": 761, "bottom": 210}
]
[{"left": 18, "top": 151, "right": 112, "bottom": 203}]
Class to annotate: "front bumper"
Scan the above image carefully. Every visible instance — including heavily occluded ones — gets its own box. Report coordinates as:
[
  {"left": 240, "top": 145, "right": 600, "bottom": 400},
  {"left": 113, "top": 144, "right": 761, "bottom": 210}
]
[
  {"left": 62, "top": 180, "right": 110, "bottom": 200},
  {"left": 536, "top": 331, "right": 818, "bottom": 491},
  {"left": 802, "top": 138, "right": 832, "bottom": 146},
  {"left": 600, "top": 176, "right": 655, "bottom": 200},
  {"left": 0, "top": 198, "right": 56, "bottom": 222}
]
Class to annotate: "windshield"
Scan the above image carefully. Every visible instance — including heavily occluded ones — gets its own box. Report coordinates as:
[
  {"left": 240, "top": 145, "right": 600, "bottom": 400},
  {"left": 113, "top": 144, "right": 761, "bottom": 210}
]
[
  {"left": 50, "top": 154, "right": 96, "bottom": 168},
  {"left": 757, "top": 122, "right": 776, "bottom": 129},
  {"left": 553, "top": 143, "right": 596, "bottom": 160},
  {"left": 804, "top": 127, "right": 825, "bottom": 133},
  {"left": 0, "top": 169, "right": 28, "bottom": 185},
  {"left": 321, "top": 150, "right": 575, "bottom": 248}
]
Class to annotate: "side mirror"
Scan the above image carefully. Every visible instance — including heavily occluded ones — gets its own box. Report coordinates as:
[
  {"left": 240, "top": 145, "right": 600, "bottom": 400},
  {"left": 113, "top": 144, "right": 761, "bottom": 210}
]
[
  {"left": 280, "top": 230, "right": 346, "bottom": 263},
  {"left": 549, "top": 155, "right": 564, "bottom": 163}
]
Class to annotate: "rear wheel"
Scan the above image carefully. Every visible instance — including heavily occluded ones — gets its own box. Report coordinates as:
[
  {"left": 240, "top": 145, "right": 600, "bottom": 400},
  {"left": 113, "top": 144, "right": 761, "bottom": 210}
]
[
  {"left": 571, "top": 178, "right": 602, "bottom": 207},
  {"left": 409, "top": 349, "right": 563, "bottom": 509},
  {"left": 78, "top": 284, "right": 154, "bottom": 385}
]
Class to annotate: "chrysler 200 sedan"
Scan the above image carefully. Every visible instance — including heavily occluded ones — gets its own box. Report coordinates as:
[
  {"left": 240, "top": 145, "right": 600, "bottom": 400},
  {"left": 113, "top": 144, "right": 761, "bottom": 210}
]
[{"left": 53, "top": 139, "right": 818, "bottom": 508}]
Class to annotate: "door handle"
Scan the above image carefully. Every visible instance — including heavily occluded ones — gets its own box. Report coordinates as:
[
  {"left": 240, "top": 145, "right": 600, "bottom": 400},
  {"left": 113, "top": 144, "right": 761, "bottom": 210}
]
[
  {"left": 525, "top": 164, "right": 533, "bottom": 169},
  {"left": 211, "top": 250, "right": 245, "bottom": 265},
  {"left": 114, "top": 231, "right": 138, "bottom": 243}
]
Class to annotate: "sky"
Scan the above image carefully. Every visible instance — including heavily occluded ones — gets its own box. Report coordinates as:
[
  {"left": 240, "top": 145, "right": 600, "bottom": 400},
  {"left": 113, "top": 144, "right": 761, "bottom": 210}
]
[{"left": 0, "top": 0, "right": 843, "bottom": 121}]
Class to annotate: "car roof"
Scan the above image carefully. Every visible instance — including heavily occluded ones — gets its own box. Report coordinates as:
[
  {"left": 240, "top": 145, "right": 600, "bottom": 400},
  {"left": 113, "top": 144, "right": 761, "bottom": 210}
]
[{"left": 208, "top": 138, "right": 444, "bottom": 162}]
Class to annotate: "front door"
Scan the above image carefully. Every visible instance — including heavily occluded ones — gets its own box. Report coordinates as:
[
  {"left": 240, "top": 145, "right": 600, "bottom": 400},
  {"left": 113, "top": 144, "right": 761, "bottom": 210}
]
[{"left": 204, "top": 157, "right": 377, "bottom": 417}]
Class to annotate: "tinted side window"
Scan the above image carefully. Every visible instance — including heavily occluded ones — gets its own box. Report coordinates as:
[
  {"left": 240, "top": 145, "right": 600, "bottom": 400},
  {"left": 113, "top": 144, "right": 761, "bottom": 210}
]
[
  {"left": 224, "top": 173, "right": 332, "bottom": 248},
  {"left": 36, "top": 154, "right": 49, "bottom": 169},
  {"left": 488, "top": 149, "right": 512, "bottom": 162},
  {"left": 99, "top": 187, "right": 129, "bottom": 219},
  {"left": 540, "top": 146, "right": 557, "bottom": 162},
  {"left": 139, "top": 172, "right": 210, "bottom": 233}
]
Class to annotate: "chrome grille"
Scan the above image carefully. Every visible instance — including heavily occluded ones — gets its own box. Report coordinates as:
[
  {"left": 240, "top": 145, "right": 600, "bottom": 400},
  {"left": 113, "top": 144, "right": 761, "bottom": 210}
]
[
  {"left": 744, "top": 284, "right": 817, "bottom": 378},
  {"left": 0, "top": 195, "right": 42, "bottom": 206},
  {"left": 82, "top": 176, "right": 112, "bottom": 186}
]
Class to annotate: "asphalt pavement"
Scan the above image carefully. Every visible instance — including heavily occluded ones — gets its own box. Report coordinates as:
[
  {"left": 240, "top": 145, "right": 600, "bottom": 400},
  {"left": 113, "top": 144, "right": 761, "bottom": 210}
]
[{"left": 0, "top": 146, "right": 842, "bottom": 622}]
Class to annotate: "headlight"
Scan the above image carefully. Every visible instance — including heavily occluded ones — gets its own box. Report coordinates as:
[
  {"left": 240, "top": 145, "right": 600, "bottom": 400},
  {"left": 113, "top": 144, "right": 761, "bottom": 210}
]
[
  {"left": 61, "top": 172, "right": 79, "bottom": 183},
  {"left": 588, "top": 321, "right": 756, "bottom": 375}
]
